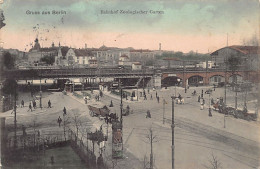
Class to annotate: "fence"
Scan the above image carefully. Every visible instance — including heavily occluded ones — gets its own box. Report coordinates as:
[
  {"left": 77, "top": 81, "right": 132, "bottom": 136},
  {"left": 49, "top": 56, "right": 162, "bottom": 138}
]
[
  {"left": 69, "top": 130, "right": 98, "bottom": 168},
  {"left": 4, "top": 129, "right": 102, "bottom": 168}
]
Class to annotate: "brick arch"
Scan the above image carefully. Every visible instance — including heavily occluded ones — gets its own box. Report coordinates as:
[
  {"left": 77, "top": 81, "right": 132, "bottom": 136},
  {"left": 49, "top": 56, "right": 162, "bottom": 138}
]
[
  {"left": 161, "top": 73, "right": 183, "bottom": 81},
  {"left": 226, "top": 72, "right": 244, "bottom": 80}
]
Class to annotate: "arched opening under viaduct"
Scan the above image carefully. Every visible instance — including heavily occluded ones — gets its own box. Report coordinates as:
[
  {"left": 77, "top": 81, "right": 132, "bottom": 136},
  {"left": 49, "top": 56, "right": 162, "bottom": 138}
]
[
  {"left": 188, "top": 75, "right": 203, "bottom": 86},
  {"left": 161, "top": 76, "right": 182, "bottom": 87},
  {"left": 209, "top": 75, "right": 225, "bottom": 85}
]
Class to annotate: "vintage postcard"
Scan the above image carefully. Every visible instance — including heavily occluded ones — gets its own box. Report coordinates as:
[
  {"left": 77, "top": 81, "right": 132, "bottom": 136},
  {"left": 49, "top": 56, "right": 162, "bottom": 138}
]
[{"left": 0, "top": 0, "right": 259, "bottom": 169}]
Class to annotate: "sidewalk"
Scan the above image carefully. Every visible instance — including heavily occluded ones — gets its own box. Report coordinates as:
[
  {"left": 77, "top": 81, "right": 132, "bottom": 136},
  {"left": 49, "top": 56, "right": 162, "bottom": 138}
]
[{"left": 68, "top": 92, "right": 143, "bottom": 169}]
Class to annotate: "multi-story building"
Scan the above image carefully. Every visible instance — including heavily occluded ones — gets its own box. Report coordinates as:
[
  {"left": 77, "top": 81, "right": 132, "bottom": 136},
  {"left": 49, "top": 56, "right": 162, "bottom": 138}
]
[
  {"left": 118, "top": 54, "right": 131, "bottom": 66},
  {"left": 211, "top": 45, "right": 259, "bottom": 71},
  {"left": 56, "top": 47, "right": 96, "bottom": 67},
  {"left": 28, "top": 39, "right": 58, "bottom": 65}
]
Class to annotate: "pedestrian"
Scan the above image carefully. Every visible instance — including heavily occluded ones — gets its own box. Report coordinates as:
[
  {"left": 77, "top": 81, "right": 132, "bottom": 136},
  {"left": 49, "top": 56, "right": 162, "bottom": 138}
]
[
  {"left": 203, "top": 98, "right": 205, "bottom": 105},
  {"left": 109, "top": 100, "right": 113, "bottom": 107},
  {"left": 157, "top": 96, "right": 160, "bottom": 103},
  {"left": 28, "top": 103, "right": 32, "bottom": 112},
  {"left": 126, "top": 94, "right": 128, "bottom": 100},
  {"left": 48, "top": 100, "right": 51, "bottom": 108},
  {"left": 33, "top": 100, "right": 36, "bottom": 109},
  {"left": 213, "top": 84, "right": 216, "bottom": 91},
  {"left": 84, "top": 97, "right": 88, "bottom": 104},
  {"left": 216, "top": 98, "right": 220, "bottom": 104},
  {"left": 178, "top": 94, "right": 181, "bottom": 100},
  {"left": 146, "top": 110, "right": 151, "bottom": 118},
  {"left": 126, "top": 105, "right": 130, "bottom": 116},
  {"left": 201, "top": 90, "right": 204, "bottom": 98},
  {"left": 144, "top": 94, "right": 147, "bottom": 100},
  {"left": 63, "top": 107, "right": 66, "bottom": 115},
  {"left": 156, "top": 91, "right": 158, "bottom": 98},
  {"left": 21, "top": 100, "right": 24, "bottom": 108},
  {"left": 211, "top": 98, "right": 214, "bottom": 105},
  {"left": 150, "top": 94, "right": 153, "bottom": 100},
  {"left": 97, "top": 154, "right": 104, "bottom": 169},
  {"left": 198, "top": 95, "right": 201, "bottom": 102},
  {"left": 148, "top": 89, "right": 150, "bottom": 94},
  {"left": 185, "top": 88, "right": 187, "bottom": 93},
  {"left": 57, "top": 116, "right": 62, "bottom": 127},
  {"left": 200, "top": 99, "right": 204, "bottom": 110}
]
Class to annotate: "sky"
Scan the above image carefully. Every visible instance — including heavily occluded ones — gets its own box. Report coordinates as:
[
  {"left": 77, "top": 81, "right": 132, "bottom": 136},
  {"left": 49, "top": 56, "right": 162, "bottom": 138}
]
[{"left": 0, "top": 0, "right": 259, "bottom": 53}]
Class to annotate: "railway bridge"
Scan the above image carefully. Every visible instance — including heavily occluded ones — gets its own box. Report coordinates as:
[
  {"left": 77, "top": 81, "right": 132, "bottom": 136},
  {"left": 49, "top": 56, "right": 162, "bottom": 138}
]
[{"left": 2, "top": 68, "right": 259, "bottom": 88}]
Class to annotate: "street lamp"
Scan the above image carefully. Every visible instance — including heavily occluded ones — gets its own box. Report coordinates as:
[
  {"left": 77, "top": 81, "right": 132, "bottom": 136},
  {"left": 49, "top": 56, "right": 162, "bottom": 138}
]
[
  {"left": 208, "top": 90, "right": 212, "bottom": 117},
  {"left": 175, "top": 79, "right": 180, "bottom": 97},
  {"left": 40, "top": 78, "right": 42, "bottom": 109},
  {"left": 171, "top": 96, "right": 177, "bottom": 169}
]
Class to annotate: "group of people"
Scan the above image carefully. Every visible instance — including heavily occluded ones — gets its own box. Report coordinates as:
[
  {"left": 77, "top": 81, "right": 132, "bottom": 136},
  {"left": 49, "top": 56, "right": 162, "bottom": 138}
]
[
  {"left": 25, "top": 99, "right": 52, "bottom": 112},
  {"left": 57, "top": 107, "right": 67, "bottom": 127}
]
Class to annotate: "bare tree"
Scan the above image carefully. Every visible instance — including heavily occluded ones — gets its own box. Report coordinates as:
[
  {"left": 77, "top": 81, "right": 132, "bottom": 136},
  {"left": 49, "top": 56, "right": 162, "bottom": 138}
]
[
  {"left": 242, "top": 33, "right": 259, "bottom": 46},
  {"left": 71, "top": 112, "right": 82, "bottom": 142},
  {"left": 203, "top": 153, "right": 222, "bottom": 169},
  {"left": 62, "top": 113, "right": 70, "bottom": 141},
  {"left": 142, "top": 154, "right": 150, "bottom": 169},
  {"left": 142, "top": 128, "right": 158, "bottom": 169}
]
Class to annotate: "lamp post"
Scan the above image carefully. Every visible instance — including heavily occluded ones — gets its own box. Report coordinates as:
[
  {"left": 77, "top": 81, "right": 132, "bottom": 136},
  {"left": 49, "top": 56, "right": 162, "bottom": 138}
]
[
  {"left": 208, "top": 91, "right": 212, "bottom": 117},
  {"left": 171, "top": 96, "right": 176, "bottom": 169},
  {"left": 40, "top": 78, "right": 42, "bottom": 109},
  {"left": 175, "top": 79, "right": 180, "bottom": 97}
]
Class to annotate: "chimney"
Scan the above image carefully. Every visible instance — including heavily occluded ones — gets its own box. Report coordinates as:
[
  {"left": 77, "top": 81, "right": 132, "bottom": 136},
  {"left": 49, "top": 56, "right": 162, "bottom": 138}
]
[
  {"left": 85, "top": 43, "right": 87, "bottom": 49},
  {"left": 159, "top": 43, "right": 161, "bottom": 51}
]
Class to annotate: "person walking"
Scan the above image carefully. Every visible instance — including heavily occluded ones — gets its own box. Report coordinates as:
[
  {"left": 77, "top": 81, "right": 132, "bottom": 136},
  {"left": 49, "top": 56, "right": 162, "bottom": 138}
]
[
  {"left": 97, "top": 154, "right": 104, "bottom": 169},
  {"left": 146, "top": 110, "right": 151, "bottom": 118},
  {"left": 21, "top": 100, "right": 24, "bottom": 108},
  {"left": 198, "top": 95, "right": 201, "bottom": 102},
  {"left": 144, "top": 94, "right": 147, "bottom": 100},
  {"left": 63, "top": 107, "right": 67, "bottom": 115},
  {"left": 48, "top": 100, "right": 52, "bottom": 108},
  {"left": 33, "top": 100, "right": 36, "bottom": 109},
  {"left": 109, "top": 100, "right": 113, "bottom": 107},
  {"left": 157, "top": 96, "right": 160, "bottom": 103},
  {"left": 57, "top": 116, "right": 62, "bottom": 127},
  {"left": 156, "top": 91, "right": 158, "bottom": 98},
  {"left": 201, "top": 89, "right": 204, "bottom": 98},
  {"left": 200, "top": 99, "right": 204, "bottom": 110},
  {"left": 28, "top": 103, "right": 32, "bottom": 112},
  {"left": 150, "top": 94, "right": 153, "bottom": 100}
]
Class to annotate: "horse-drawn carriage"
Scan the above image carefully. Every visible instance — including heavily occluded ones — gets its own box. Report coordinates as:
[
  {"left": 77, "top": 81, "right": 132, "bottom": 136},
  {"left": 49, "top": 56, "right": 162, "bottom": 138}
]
[
  {"left": 88, "top": 105, "right": 110, "bottom": 117},
  {"left": 212, "top": 102, "right": 256, "bottom": 121}
]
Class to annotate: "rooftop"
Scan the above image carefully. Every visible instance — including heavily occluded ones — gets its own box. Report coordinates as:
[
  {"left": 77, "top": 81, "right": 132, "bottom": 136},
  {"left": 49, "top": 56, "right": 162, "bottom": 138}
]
[{"left": 211, "top": 45, "right": 260, "bottom": 55}]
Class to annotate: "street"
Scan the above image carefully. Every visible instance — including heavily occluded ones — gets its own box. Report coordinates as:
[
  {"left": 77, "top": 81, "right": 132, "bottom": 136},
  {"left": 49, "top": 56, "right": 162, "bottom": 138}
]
[{"left": 1, "top": 85, "right": 259, "bottom": 169}]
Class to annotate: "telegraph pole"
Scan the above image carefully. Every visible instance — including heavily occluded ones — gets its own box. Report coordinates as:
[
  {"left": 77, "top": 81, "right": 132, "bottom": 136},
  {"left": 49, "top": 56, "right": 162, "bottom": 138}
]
[
  {"left": 120, "top": 81, "right": 124, "bottom": 155},
  {"left": 163, "top": 99, "right": 165, "bottom": 124},
  {"left": 171, "top": 96, "right": 175, "bottom": 169},
  {"left": 224, "top": 56, "right": 227, "bottom": 105},
  {"left": 14, "top": 88, "right": 17, "bottom": 149},
  {"left": 40, "top": 78, "right": 42, "bottom": 109},
  {"left": 150, "top": 129, "right": 153, "bottom": 169}
]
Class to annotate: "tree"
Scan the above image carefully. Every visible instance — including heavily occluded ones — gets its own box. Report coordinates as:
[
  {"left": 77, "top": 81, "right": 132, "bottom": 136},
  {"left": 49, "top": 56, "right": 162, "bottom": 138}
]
[
  {"left": 243, "top": 33, "right": 259, "bottom": 46},
  {"left": 203, "top": 153, "right": 222, "bottom": 169},
  {"left": 2, "top": 78, "right": 17, "bottom": 96},
  {"left": 40, "top": 55, "right": 55, "bottom": 65},
  {"left": 227, "top": 54, "right": 242, "bottom": 88},
  {"left": 0, "top": 10, "right": 6, "bottom": 29},
  {"left": 3, "top": 52, "right": 15, "bottom": 69}
]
